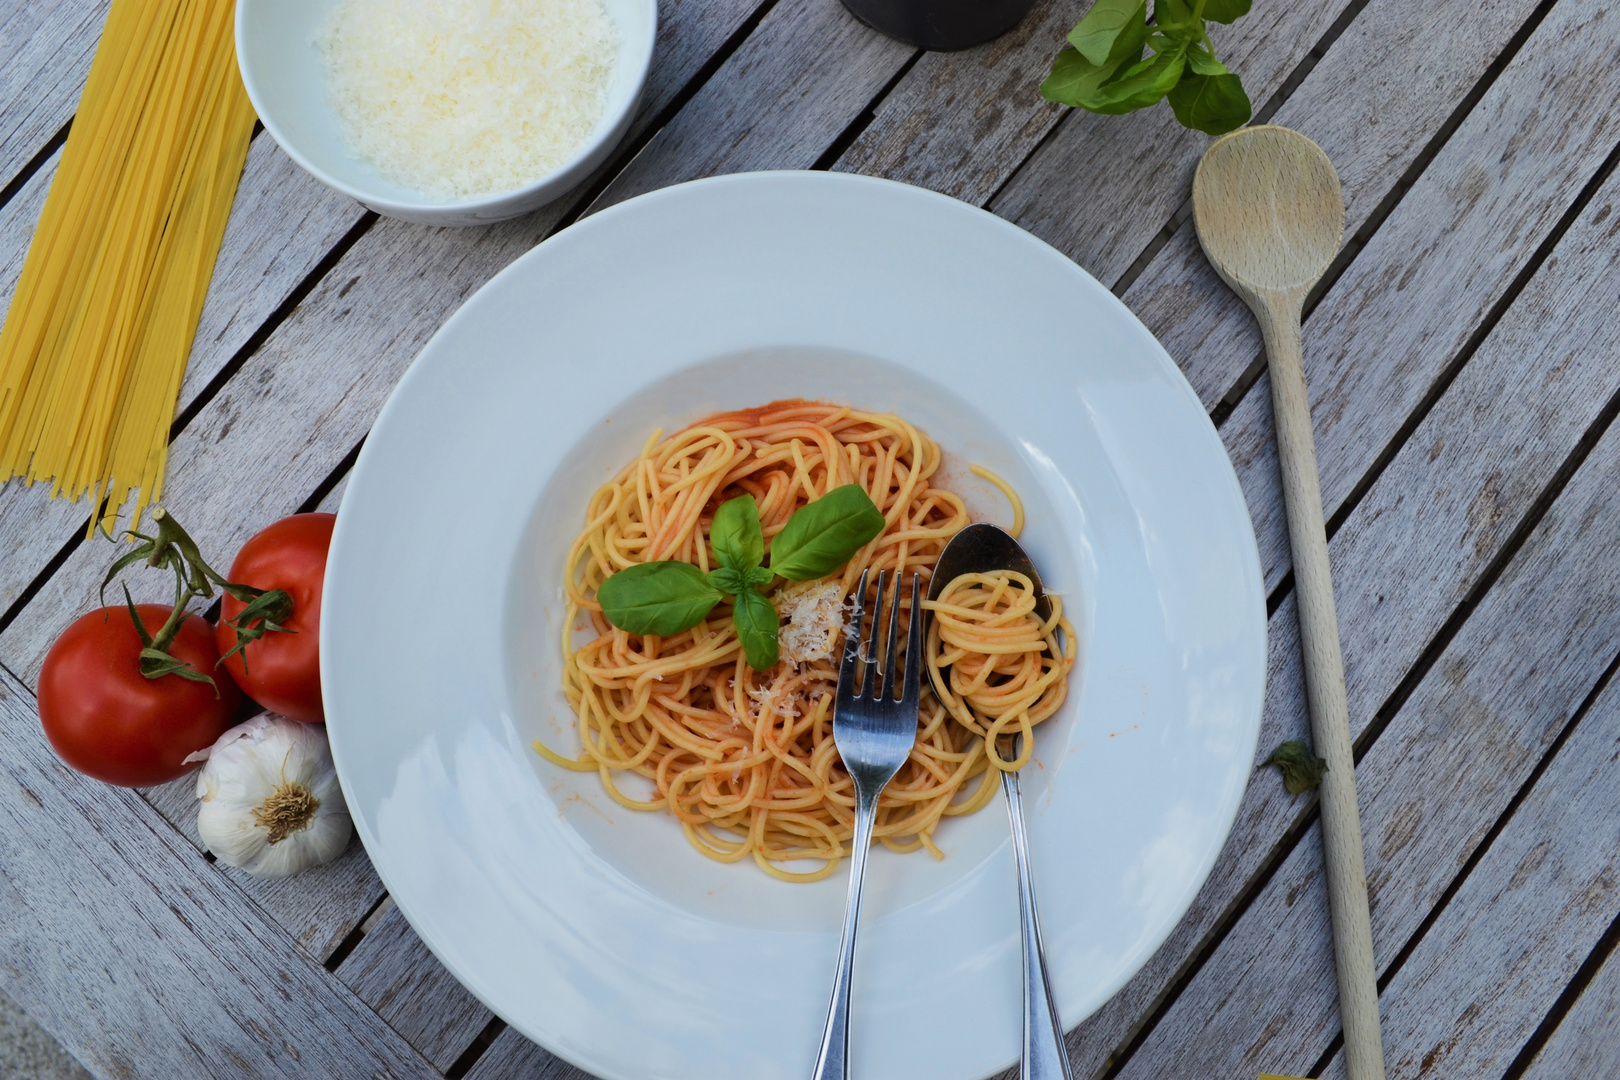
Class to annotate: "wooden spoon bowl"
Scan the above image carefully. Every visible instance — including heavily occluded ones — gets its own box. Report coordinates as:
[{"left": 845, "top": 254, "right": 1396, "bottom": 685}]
[{"left": 1193, "top": 125, "right": 1344, "bottom": 305}]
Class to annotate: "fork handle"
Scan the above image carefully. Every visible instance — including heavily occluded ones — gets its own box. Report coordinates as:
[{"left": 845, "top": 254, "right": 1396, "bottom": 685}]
[
  {"left": 1004, "top": 766, "right": 1074, "bottom": 1080},
  {"left": 811, "top": 793, "right": 879, "bottom": 1080}
]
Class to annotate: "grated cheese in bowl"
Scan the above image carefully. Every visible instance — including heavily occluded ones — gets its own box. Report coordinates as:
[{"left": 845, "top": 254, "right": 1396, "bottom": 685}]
[{"left": 318, "top": 0, "right": 620, "bottom": 201}]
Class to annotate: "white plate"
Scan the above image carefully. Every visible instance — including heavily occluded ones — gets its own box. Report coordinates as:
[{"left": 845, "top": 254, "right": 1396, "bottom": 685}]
[{"left": 322, "top": 171, "right": 1266, "bottom": 1080}]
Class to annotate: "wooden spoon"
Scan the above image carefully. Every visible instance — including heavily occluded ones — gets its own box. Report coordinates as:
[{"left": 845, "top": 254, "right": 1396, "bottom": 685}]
[{"left": 1192, "top": 125, "right": 1387, "bottom": 1080}]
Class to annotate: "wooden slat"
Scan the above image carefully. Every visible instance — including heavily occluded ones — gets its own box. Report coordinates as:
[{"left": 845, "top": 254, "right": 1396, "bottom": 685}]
[
  {"left": 839, "top": 0, "right": 1366, "bottom": 263},
  {"left": 335, "top": 904, "right": 492, "bottom": 1072},
  {"left": 1317, "top": 650, "right": 1620, "bottom": 1078},
  {"left": 586, "top": 0, "right": 912, "bottom": 212},
  {"left": 838, "top": 0, "right": 1360, "bottom": 304},
  {"left": 1120, "top": 0, "right": 1554, "bottom": 412},
  {"left": 1518, "top": 938, "right": 1620, "bottom": 1080},
  {"left": 0, "top": 134, "right": 363, "bottom": 614},
  {"left": 463, "top": 1026, "right": 589, "bottom": 1080},
  {"left": 1231, "top": 0, "right": 1620, "bottom": 594},
  {"left": 839, "top": 0, "right": 1551, "bottom": 437},
  {"left": 0, "top": 669, "right": 442, "bottom": 1080},
  {"left": 0, "top": 0, "right": 103, "bottom": 185},
  {"left": 830, "top": 0, "right": 1074, "bottom": 204},
  {"left": 137, "top": 773, "right": 386, "bottom": 962},
  {"left": 1086, "top": 122, "right": 1620, "bottom": 1080},
  {"left": 984, "top": 0, "right": 1350, "bottom": 289}
]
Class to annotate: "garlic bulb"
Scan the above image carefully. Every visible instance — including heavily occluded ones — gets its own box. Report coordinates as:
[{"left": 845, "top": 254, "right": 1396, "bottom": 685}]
[{"left": 188, "top": 715, "right": 352, "bottom": 878}]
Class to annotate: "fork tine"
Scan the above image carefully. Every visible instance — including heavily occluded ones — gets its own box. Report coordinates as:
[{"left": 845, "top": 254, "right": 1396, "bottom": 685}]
[
  {"left": 865, "top": 571, "right": 887, "bottom": 700},
  {"left": 881, "top": 570, "right": 902, "bottom": 701},
  {"left": 901, "top": 573, "right": 923, "bottom": 707},
  {"left": 838, "top": 568, "right": 869, "bottom": 707}
]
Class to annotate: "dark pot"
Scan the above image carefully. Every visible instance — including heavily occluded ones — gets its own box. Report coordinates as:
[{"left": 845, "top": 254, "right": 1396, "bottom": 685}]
[{"left": 841, "top": 0, "right": 1038, "bottom": 51}]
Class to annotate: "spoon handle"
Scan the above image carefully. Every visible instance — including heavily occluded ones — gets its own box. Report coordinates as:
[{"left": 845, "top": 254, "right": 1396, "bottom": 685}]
[
  {"left": 1003, "top": 766, "right": 1074, "bottom": 1080},
  {"left": 1258, "top": 298, "right": 1387, "bottom": 1080}
]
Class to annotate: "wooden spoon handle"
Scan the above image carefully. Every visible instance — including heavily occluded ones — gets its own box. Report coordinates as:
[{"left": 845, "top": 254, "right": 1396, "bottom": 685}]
[{"left": 1257, "top": 297, "right": 1388, "bottom": 1080}]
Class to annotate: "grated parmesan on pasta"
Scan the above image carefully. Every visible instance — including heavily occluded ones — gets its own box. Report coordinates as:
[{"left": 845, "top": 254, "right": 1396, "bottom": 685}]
[
  {"left": 318, "top": 0, "right": 619, "bottom": 200},
  {"left": 775, "top": 581, "right": 846, "bottom": 667}
]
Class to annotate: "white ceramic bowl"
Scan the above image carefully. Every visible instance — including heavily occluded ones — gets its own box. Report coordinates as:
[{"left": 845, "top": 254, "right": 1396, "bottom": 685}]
[
  {"left": 322, "top": 172, "right": 1268, "bottom": 1080},
  {"left": 235, "top": 0, "right": 656, "bottom": 226}
]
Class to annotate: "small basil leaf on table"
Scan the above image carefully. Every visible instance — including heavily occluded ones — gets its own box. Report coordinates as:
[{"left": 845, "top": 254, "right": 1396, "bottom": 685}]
[
  {"left": 598, "top": 561, "right": 722, "bottom": 636},
  {"left": 1200, "top": 0, "right": 1253, "bottom": 24},
  {"left": 1168, "top": 71, "right": 1252, "bottom": 135},
  {"left": 731, "top": 588, "right": 781, "bottom": 671},
  {"left": 707, "top": 566, "right": 750, "bottom": 595},
  {"left": 768, "top": 484, "right": 887, "bottom": 581},
  {"left": 1264, "top": 739, "right": 1329, "bottom": 795},
  {"left": 709, "top": 494, "right": 764, "bottom": 573},
  {"left": 1067, "top": 0, "right": 1146, "bottom": 67}
]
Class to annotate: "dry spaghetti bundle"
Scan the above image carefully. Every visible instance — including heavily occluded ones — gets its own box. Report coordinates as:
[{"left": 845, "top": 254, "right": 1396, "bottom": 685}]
[
  {"left": 0, "top": 0, "right": 256, "bottom": 533},
  {"left": 540, "top": 402, "right": 1078, "bottom": 882}
]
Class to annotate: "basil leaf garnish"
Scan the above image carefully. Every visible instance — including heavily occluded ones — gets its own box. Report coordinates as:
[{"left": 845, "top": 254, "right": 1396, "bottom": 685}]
[
  {"left": 596, "top": 485, "right": 879, "bottom": 670},
  {"left": 768, "top": 484, "right": 887, "bottom": 582},
  {"left": 597, "top": 561, "right": 722, "bottom": 636},
  {"left": 709, "top": 494, "right": 763, "bottom": 572},
  {"left": 707, "top": 566, "right": 750, "bottom": 595},
  {"left": 731, "top": 588, "right": 781, "bottom": 671}
]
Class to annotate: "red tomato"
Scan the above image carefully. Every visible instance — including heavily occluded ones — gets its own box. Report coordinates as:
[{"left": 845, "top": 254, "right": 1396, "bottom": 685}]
[
  {"left": 39, "top": 604, "right": 239, "bottom": 786},
  {"left": 216, "top": 513, "right": 334, "bottom": 723}
]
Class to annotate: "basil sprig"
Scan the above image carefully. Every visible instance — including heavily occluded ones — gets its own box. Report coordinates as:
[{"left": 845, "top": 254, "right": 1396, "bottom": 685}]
[
  {"left": 1041, "top": 0, "right": 1252, "bottom": 136},
  {"left": 595, "top": 484, "right": 887, "bottom": 670}
]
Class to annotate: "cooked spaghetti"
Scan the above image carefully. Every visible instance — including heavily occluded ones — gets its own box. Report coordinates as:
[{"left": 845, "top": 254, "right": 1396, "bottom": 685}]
[{"left": 537, "top": 401, "right": 1076, "bottom": 881}]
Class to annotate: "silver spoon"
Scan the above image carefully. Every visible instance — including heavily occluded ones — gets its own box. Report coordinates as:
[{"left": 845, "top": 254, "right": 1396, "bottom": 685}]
[{"left": 929, "top": 523, "right": 1074, "bottom": 1080}]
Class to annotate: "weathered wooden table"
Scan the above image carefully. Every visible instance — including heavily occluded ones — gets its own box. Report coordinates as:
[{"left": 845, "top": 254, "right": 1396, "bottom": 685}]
[{"left": 4, "top": 0, "right": 1619, "bottom": 1076}]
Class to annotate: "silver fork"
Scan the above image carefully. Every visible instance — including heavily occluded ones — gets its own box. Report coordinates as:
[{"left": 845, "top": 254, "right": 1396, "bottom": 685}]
[{"left": 810, "top": 569, "right": 923, "bottom": 1080}]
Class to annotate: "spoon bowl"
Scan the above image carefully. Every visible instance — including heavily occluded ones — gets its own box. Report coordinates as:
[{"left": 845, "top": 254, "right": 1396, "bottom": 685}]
[
  {"left": 929, "top": 522, "right": 1052, "bottom": 619},
  {"left": 1192, "top": 125, "right": 1344, "bottom": 303}
]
